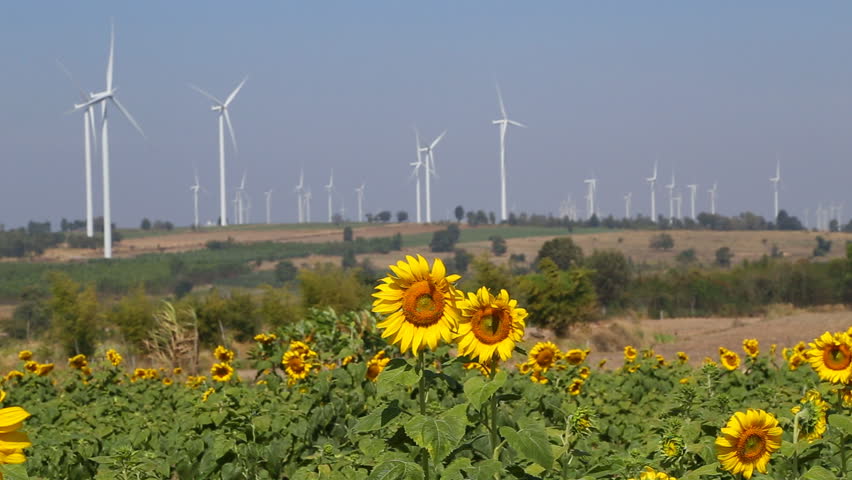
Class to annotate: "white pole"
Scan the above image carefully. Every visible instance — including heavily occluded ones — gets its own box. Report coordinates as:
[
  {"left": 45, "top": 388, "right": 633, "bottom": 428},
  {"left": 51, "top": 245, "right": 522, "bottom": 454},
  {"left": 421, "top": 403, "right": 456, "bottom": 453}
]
[
  {"left": 193, "top": 189, "right": 199, "bottom": 228},
  {"left": 84, "top": 110, "right": 94, "bottom": 237},
  {"left": 650, "top": 182, "right": 656, "bottom": 221},
  {"left": 414, "top": 174, "right": 421, "bottom": 223},
  {"left": 499, "top": 124, "right": 507, "bottom": 222},
  {"left": 218, "top": 114, "right": 227, "bottom": 226},
  {"left": 102, "top": 107, "right": 112, "bottom": 258},
  {"left": 425, "top": 153, "right": 432, "bottom": 223}
]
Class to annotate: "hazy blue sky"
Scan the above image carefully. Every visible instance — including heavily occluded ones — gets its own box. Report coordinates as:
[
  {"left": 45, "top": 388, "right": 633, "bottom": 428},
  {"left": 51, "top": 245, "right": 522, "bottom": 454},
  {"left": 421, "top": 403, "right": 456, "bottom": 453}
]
[{"left": 2, "top": 2, "right": 852, "bottom": 229}]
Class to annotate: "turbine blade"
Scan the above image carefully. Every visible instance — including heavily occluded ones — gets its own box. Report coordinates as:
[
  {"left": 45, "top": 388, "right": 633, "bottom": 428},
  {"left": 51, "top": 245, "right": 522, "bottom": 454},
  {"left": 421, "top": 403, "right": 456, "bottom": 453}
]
[
  {"left": 431, "top": 130, "right": 446, "bottom": 149},
  {"left": 508, "top": 120, "right": 526, "bottom": 128},
  {"left": 188, "top": 84, "right": 223, "bottom": 104},
  {"left": 88, "top": 105, "right": 99, "bottom": 152},
  {"left": 496, "top": 83, "right": 507, "bottom": 119},
  {"left": 56, "top": 60, "right": 88, "bottom": 102},
  {"left": 110, "top": 97, "right": 146, "bottom": 139},
  {"left": 223, "top": 109, "right": 238, "bottom": 153},
  {"left": 106, "top": 23, "right": 115, "bottom": 92},
  {"left": 225, "top": 76, "right": 248, "bottom": 106}
]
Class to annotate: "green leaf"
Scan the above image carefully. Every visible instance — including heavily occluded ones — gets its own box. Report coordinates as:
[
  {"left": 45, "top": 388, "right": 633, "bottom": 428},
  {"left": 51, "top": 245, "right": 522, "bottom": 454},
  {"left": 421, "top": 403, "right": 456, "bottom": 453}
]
[
  {"left": 404, "top": 403, "right": 468, "bottom": 463},
  {"left": 680, "top": 462, "right": 720, "bottom": 480},
  {"left": 377, "top": 361, "right": 419, "bottom": 396},
  {"left": 354, "top": 401, "right": 403, "bottom": 433},
  {"left": 828, "top": 414, "right": 852, "bottom": 436},
  {"left": 0, "top": 464, "right": 29, "bottom": 480},
  {"left": 440, "top": 457, "right": 472, "bottom": 480},
  {"left": 500, "top": 419, "right": 554, "bottom": 470},
  {"left": 802, "top": 465, "right": 837, "bottom": 480},
  {"left": 468, "top": 459, "right": 503, "bottom": 480},
  {"left": 463, "top": 370, "right": 507, "bottom": 409},
  {"left": 368, "top": 459, "right": 424, "bottom": 480}
]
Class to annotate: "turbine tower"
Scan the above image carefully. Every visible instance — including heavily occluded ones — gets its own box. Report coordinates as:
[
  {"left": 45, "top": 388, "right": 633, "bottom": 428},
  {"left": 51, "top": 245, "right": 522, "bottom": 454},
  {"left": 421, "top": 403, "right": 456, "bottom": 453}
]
[
  {"left": 304, "top": 188, "right": 312, "bottom": 223},
  {"left": 411, "top": 129, "right": 424, "bottom": 223},
  {"left": 419, "top": 131, "right": 446, "bottom": 223},
  {"left": 325, "top": 169, "right": 334, "bottom": 223},
  {"left": 646, "top": 161, "right": 657, "bottom": 221},
  {"left": 624, "top": 192, "right": 632, "bottom": 219},
  {"left": 708, "top": 182, "right": 717, "bottom": 215},
  {"left": 492, "top": 84, "right": 526, "bottom": 222},
  {"left": 294, "top": 169, "right": 305, "bottom": 223},
  {"left": 355, "top": 182, "right": 366, "bottom": 223},
  {"left": 236, "top": 173, "right": 247, "bottom": 224},
  {"left": 583, "top": 178, "right": 597, "bottom": 219},
  {"left": 189, "top": 76, "right": 247, "bottom": 227},
  {"left": 264, "top": 189, "right": 273, "bottom": 224},
  {"left": 665, "top": 172, "right": 676, "bottom": 221},
  {"left": 687, "top": 184, "right": 697, "bottom": 220},
  {"left": 73, "top": 23, "right": 146, "bottom": 259},
  {"left": 770, "top": 161, "right": 780, "bottom": 220},
  {"left": 190, "top": 174, "right": 201, "bottom": 228},
  {"left": 674, "top": 191, "right": 683, "bottom": 219},
  {"left": 59, "top": 61, "right": 98, "bottom": 237}
]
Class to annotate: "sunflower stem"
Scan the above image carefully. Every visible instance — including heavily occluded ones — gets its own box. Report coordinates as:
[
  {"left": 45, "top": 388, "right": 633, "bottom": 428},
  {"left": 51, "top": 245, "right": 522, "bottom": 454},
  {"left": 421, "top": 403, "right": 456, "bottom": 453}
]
[
  {"left": 418, "top": 354, "right": 431, "bottom": 480},
  {"left": 792, "top": 413, "right": 799, "bottom": 478},
  {"left": 489, "top": 357, "right": 499, "bottom": 457}
]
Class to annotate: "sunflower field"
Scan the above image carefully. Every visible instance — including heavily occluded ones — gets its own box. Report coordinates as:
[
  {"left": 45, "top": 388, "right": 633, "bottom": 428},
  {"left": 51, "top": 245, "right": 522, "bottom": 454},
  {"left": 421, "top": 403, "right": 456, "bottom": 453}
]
[{"left": 0, "top": 255, "right": 850, "bottom": 480}]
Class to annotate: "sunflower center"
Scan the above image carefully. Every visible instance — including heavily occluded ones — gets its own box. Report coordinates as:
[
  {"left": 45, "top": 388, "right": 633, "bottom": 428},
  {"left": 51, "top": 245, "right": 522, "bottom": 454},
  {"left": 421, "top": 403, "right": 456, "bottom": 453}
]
[
  {"left": 535, "top": 349, "right": 554, "bottom": 367},
  {"left": 471, "top": 307, "right": 511, "bottom": 345},
  {"left": 367, "top": 363, "right": 382, "bottom": 380},
  {"left": 288, "top": 357, "right": 305, "bottom": 373},
  {"left": 736, "top": 429, "right": 767, "bottom": 461},
  {"left": 824, "top": 344, "right": 852, "bottom": 370},
  {"left": 402, "top": 281, "right": 445, "bottom": 327}
]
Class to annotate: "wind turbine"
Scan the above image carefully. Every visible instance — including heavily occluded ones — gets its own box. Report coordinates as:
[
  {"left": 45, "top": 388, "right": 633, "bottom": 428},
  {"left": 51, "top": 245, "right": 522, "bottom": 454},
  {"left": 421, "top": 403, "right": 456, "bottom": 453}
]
[
  {"left": 646, "top": 161, "right": 657, "bottom": 222},
  {"left": 73, "top": 23, "right": 146, "bottom": 259},
  {"left": 624, "top": 192, "right": 632, "bottom": 219},
  {"left": 411, "top": 129, "right": 424, "bottom": 223},
  {"left": 708, "top": 182, "right": 717, "bottom": 215},
  {"left": 493, "top": 84, "right": 526, "bottom": 222},
  {"left": 294, "top": 169, "right": 305, "bottom": 223},
  {"left": 674, "top": 191, "right": 683, "bottom": 220},
  {"left": 236, "top": 173, "right": 247, "bottom": 224},
  {"left": 687, "top": 184, "right": 697, "bottom": 220},
  {"left": 264, "top": 189, "right": 273, "bottom": 224},
  {"left": 325, "top": 169, "right": 334, "bottom": 223},
  {"left": 189, "top": 76, "right": 247, "bottom": 227},
  {"left": 583, "top": 177, "right": 597, "bottom": 219},
  {"left": 419, "top": 131, "right": 446, "bottom": 223},
  {"left": 770, "top": 161, "right": 780, "bottom": 220},
  {"left": 59, "top": 61, "right": 98, "bottom": 238},
  {"left": 665, "top": 171, "right": 676, "bottom": 221},
  {"left": 355, "top": 182, "right": 366, "bottom": 223},
  {"left": 304, "top": 188, "right": 312, "bottom": 223},
  {"left": 190, "top": 174, "right": 201, "bottom": 228}
]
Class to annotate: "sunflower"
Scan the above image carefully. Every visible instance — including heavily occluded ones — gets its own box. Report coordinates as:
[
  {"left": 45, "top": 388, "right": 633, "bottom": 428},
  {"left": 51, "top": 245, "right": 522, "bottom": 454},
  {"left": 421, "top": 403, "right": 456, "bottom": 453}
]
[
  {"left": 842, "top": 387, "right": 852, "bottom": 408},
  {"left": 282, "top": 351, "right": 312, "bottom": 385},
  {"left": 68, "top": 354, "right": 88, "bottom": 370},
  {"left": 23, "top": 362, "right": 37, "bottom": 374},
  {"left": 660, "top": 435, "right": 685, "bottom": 459},
  {"left": 253, "top": 333, "right": 278, "bottom": 345},
  {"left": 791, "top": 389, "right": 829, "bottom": 442},
  {"left": 624, "top": 346, "right": 637, "bottom": 363},
  {"left": 517, "top": 361, "right": 533, "bottom": 375},
  {"left": 769, "top": 344, "right": 777, "bottom": 356},
  {"left": 631, "top": 466, "right": 675, "bottom": 480},
  {"left": 16, "top": 351, "right": 32, "bottom": 362},
  {"left": 655, "top": 354, "right": 667, "bottom": 367},
  {"left": 743, "top": 339, "right": 759, "bottom": 358},
  {"left": 455, "top": 287, "right": 527, "bottom": 364},
  {"left": 213, "top": 346, "right": 235, "bottom": 364},
  {"left": 703, "top": 357, "right": 717, "bottom": 367},
  {"left": 0, "top": 406, "right": 31, "bottom": 466},
  {"left": 578, "top": 366, "right": 591, "bottom": 379},
  {"left": 365, "top": 356, "right": 390, "bottom": 382},
  {"left": 288, "top": 341, "right": 317, "bottom": 359},
  {"left": 528, "top": 342, "right": 562, "bottom": 372},
  {"left": 186, "top": 375, "right": 206, "bottom": 388},
  {"left": 679, "top": 377, "right": 690, "bottom": 384},
  {"left": 788, "top": 352, "right": 806, "bottom": 371},
  {"left": 372, "top": 255, "right": 462, "bottom": 355},
  {"left": 715, "top": 409, "right": 782, "bottom": 479},
  {"left": 568, "top": 378, "right": 584, "bottom": 396},
  {"left": 806, "top": 331, "right": 852, "bottom": 384},
  {"left": 173, "top": 367, "right": 183, "bottom": 376},
  {"left": 106, "top": 349, "right": 123, "bottom": 367},
  {"left": 720, "top": 348, "right": 740, "bottom": 371},
  {"left": 529, "top": 370, "right": 549, "bottom": 384},
  {"left": 210, "top": 363, "right": 234, "bottom": 382},
  {"left": 627, "top": 364, "right": 640, "bottom": 373},
  {"left": 564, "top": 348, "right": 587, "bottom": 366},
  {"left": 4, "top": 372, "right": 22, "bottom": 382},
  {"left": 677, "top": 351, "right": 689, "bottom": 364},
  {"left": 341, "top": 355, "right": 356, "bottom": 366},
  {"left": 568, "top": 407, "right": 595, "bottom": 436},
  {"left": 598, "top": 359, "right": 607, "bottom": 368},
  {"left": 162, "top": 377, "right": 173, "bottom": 386},
  {"left": 201, "top": 387, "right": 216, "bottom": 402},
  {"left": 35, "top": 364, "right": 54, "bottom": 376}
]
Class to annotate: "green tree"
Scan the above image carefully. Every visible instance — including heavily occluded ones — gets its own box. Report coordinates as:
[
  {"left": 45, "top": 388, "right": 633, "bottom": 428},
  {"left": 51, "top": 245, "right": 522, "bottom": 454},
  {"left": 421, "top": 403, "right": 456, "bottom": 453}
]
[
  {"left": 48, "top": 272, "right": 99, "bottom": 356},
  {"left": 257, "top": 285, "right": 303, "bottom": 329},
  {"left": 520, "top": 258, "right": 598, "bottom": 334},
  {"left": 112, "top": 285, "right": 155, "bottom": 353},
  {"left": 584, "top": 250, "right": 631, "bottom": 308},
  {"left": 193, "top": 289, "right": 259, "bottom": 345},
  {"left": 649, "top": 233, "right": 675, "bottom": 250},
  {"left": 396, "top": 211, "right": 408, "bottom": 223},
  {"left": 461, "top": 255, "right": 516, "bottom": 294},
  {"left": 140, "top": 218, "right": 151, "bottom": 230},
  {"left": 452, "top": 248, "right": 474, "bottom": 274},
  {"left": 275, "top": 260, "right": 299, "bottom": 283},
  {"left": 343, "top": 226, "right": 353, "bottom": 242},
  {"left": 676, "top": 248, "right": 698, "bottom": 265},
  {"left": 7, "top": 286, "right": 49, "bottom": 341},
  {"left": 536, "top": 237, "right": 584, "bottom": 270},
  {"left": 342, "top": 247, "right": 357, "bottom": 269},
  {"left": 454, "top": 205, "right": 465, "bottom": 222},
  {"left": 489, "top": 235, "right": 507, "bottom": 256},
  {"left": 715, "top": 246, "right": 734, "bottom": 267},
  {"left": 298, "top": 263, "right": 370, "bottom": 313}
]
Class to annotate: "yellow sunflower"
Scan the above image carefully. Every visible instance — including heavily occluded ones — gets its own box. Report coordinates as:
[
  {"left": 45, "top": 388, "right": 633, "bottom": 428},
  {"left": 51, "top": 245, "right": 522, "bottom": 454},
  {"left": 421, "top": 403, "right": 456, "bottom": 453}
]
[
  {"left": 720, "top": 348, "right": 740, "bottom": 371},
  {"left": 742, "top": 339, "right": 759, "bottom": 358},
  {"left": 455, "top": 287, "right": 527, "bottom": 364},
  {"left": 791, "top": 389, "right": 829, "bottom": 442},
  {"left": 788, "top": 352, "right": 806, "bottom": 371},
  {"left": 624, "top": 346, "right": 637, "bottom": 362},
  {"left": 842, "top": 387, "right": 852, "bottom": 407},
  {"left": 210, "top": 362, "right": 234, "bottom": 382},
  {"left": 4, "top": 372, "right": 23, "bottom": 382},
  {"left": 288, "top": 341, "right": 317, "bottom": 359},
  {"left": 578, "top": 366, "right": 591, "bottom": 379},
  {"left": 372, "top": 255, "right": 462, "bottom": 355},
  {"left": 23, "top": 362, "right": 37, "bottom": 374},
  {"left": 213, "top": 346, "right": 235, "bottom": 363},
  {"left": 106, "top": 349, "right": 123, "bottom": 367},
  {"left": 186, "top": 375, "right": 206, "bottom": 388},
  {"left": 35, "top": 364, "right": 54, "bottom": 376},
  {"left": 627, "top": 363, "right": 640, "bottom": 373},
  {"left": 632, "top": 466, "right": 676, "bottom": 480},
  {"left": 464, "top": 361, "right": 493, "bottom": 376},
  {"left": 517, "top": 361, "right": 534, "bottom": 375},
  {"left": 806, "top": 331, "right": 852, "bottom": 384},
  {"left": 564, "top": 348, "right": 587, "bottom": 366},
  {"left": 173, "top": 367, "right": 183, "bottom": 376},
  {"left": 0, "top": 406, "right": 31, "bottom": 465},
  {"left": 365, "top": 356, "right": 390, "bottom": 382},
  {"left": 715, "top": 409, "right": 782, "bottom": 479},
  {"left": 529, "top": 370, "right": 548, "bottom": 384},
  {"left": 201, "top": 387, "right": 216, "bottom": 402},
  {"left": 16, "top": 351, "right": 32, "bottom": 362},
  {"left": 253, "top": 333, "right": 278, "bottom": 345},
  {"left": 282, "top": 351, "right": 312, "bottom": 385},
  {"left": 528, "top": 342, "right": 562, "bottom": 372},
  {"left": 568, "top": 378, "right": 584, "bottom": 396},
  {"left": 655, "top": 354, "right": 667, "bottom": 367},
  {"left": 162, "top": 377, "right": 173, "bottom": 386},
  {"left": 341, "top": 355, "right": 356, "bottom": 366},
  {"left": 68, "top": 354, "right": 88, "bottom": 370},
  {"left": 598, "top": 359, "right": 607, "bottom": 368},
  {"left": 677, "top": 351, "right": 689, "bottom": 363}
]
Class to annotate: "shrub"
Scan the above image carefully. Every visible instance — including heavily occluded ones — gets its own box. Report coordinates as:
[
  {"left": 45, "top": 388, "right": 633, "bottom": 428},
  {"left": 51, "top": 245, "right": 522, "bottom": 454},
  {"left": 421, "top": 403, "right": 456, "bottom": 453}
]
[
  {"left": 649, "top": 233, "right": 675, "bottom": 250},
  {"left": 536, "top": 237, "right": 583, "bottom": 270},
  {"left": 489, "top": 235, "right": 507, "bottom": 256},
  {"left": 274, "top": 260, "right": 299, "bottom": 284},
  {"left": 584, "top": 250, "right": 631, "bottom": 307},
  {"left": 715, "top": 247, "right": 734, "bottom": 267}
]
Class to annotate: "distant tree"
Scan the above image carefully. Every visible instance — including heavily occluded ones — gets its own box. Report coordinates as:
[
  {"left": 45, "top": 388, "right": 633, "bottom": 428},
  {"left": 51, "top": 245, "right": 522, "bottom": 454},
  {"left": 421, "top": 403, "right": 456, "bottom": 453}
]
[
  {"left": 454, "top": 205, "right": 465, "bottom": 223},
  {"left": 332, "top": 213, "right": 343, "bottom": 225},
  {"left": 715, "top": 246, "right": 734, "bottom": 267},
  {"left": 140, "top": 218, "right": 151, "bottom": 230},
  {"left": 488, "top": 212, "right": 496, "bottom": 225},
  {"left": 507, "top": 213, "right": 518, "bottom": 225},
  {"left": 829, "top": 219, "right": 839, "bottom": 233},
  {"left": 396, "top": 211, "right": 408, "bottom": 223},
  {"left": 649, "top": 233, "right": 675, "bottom": 251},
  {"left": 489, "top": 235, "right": 507, "bottom": 256},
  {"left": 587, "top": 214, "right": 600, "bottom": 228},
  {"left": 365, "top": 213, "right": 375, "bottom": 223},
  {"left": 342, "top": 248, "right": 357, "bottom": 269},
  {"left": 536, "top": 237, "right": 584, "bottom": 270},
  {"left": 476, "top": 210, "right": 488, "bottom": 225},
  {"left": 447, "top": 224, "right": 461, "bottom": 243},
  {"left": 584, "top": 250, "right": 631, "bottom": 307},
  {"left": 47, "top": 272, "right": 98, "bottom": 356},
  {"left": 377, "top": 211, "right": 392, "bottom": 222},
  {"left": 343, "top": 226, "right": 353, "bottom": 242},
  {"left": 520, "top": 258, "right": 598, "bottom": 334},
  {"left": 430, "top": 229, "right": 457, "bottom": 252},
  {"left": 452, "top": 248, "right": 473, "bottom": 274},
  {"left": 298, "top": 263, "right": 370, "bottom": 313},
  {"left": 7, "top": 286, "right": 49, "bottom": 341},
  {"left": 676, "top": 248, "right": 698, "bottom": 265},
  {"left": 813, "top": 236, "right": 832, "bottom": 257},
  {"left": 466, "top": 211, "right": 479, "bottom": 226},
  {"left": 776, "top": 210, "right": 804, "bottom": 231},
  {"left": 274, "top": 260, "right": 299, "bottom": 283}
]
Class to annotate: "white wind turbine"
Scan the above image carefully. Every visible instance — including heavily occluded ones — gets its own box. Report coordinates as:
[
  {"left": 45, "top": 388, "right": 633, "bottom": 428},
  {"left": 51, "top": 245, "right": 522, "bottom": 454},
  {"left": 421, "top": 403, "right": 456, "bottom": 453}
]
[
  {"left": 583, "top": 177, "right": 597, "bottom": 219},
  {"left": 493, "top": 84, "right": 526, "bottom": 222},
  {"left": 235, "top": 173, "right": 247, "bottom": 224},
  {"left": 325, "top": 169, "right": 335, "bottom": 223},
  {"left": 304, "top": 188, "right": 312, "bottom": 223},
  {"left": 355, "top": 182, "right": 366, "bottom": 223},
  {"left": 73, "top": 23, "right": 146, "bottom": 259},
  {"left": 624, "top": 192, "right": 632, "bottom": 219},
  {"left": 646, "top": 161, "right": 657, "bottom": 221},
  {"left": 58, "top": 61, "right": 98, "bottom": 238},
  {"left": 770, "top": 161, "right": 780, "bottom": 220},
  {"left": 687, "top": 184, "right": 698, "bottom": 220},
  {"left": 419, "top": 131, "right": 446, "bottom": 223},
  {"left": 294, "top": 169, "right": 305, "bottom": 223},
  {"left": 411, "top": 129, "right": 424, "bottom": 224},
  {"left": 666, "top": 172, "right": 676, "bottom": 221},
  {"left": 708, "top": 182, "right": 718, "bottom": 215},
  {"left": 264, "top": 189, "right": 273, "bottom": 224},
  {"left": 190, "top": 174, "right": 201, "bottom": 228},
  {"left": 189, "top": 76, "right": 247, "bottom": 227},
  {"left": 674, "top": 191, "right": 683, "bottom": 219}
]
